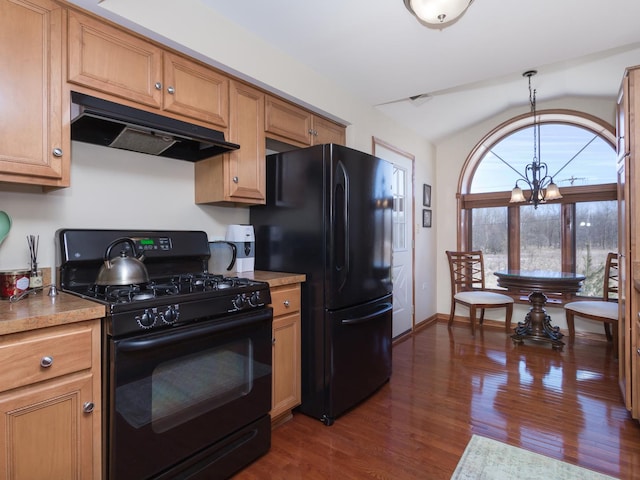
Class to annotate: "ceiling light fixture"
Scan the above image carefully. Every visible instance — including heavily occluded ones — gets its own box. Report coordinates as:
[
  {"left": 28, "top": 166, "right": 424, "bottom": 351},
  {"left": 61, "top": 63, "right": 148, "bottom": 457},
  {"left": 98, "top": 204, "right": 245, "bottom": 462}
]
[
  {"left": 403, "top": 0, "right": 474, "bottom": 27},
  {"left": 509, "top": 70, "right": 562, "bottom": 209}
]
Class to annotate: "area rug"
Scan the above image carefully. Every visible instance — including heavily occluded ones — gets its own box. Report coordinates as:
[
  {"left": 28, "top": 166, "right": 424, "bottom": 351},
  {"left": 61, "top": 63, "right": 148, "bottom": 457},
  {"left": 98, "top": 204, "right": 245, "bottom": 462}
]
[{"left": 451, "top": 435, "right": 618, "bottom": 480}]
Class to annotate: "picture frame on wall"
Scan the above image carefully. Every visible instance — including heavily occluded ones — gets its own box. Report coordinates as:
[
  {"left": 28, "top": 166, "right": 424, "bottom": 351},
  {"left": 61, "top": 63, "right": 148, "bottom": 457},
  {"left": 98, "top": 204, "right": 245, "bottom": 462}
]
[
  {"left": 423, "top": 184, "right": 431, "bottom": 207},
  {"left": 423, "top": 209, "right": 432, "bottom": 228}
]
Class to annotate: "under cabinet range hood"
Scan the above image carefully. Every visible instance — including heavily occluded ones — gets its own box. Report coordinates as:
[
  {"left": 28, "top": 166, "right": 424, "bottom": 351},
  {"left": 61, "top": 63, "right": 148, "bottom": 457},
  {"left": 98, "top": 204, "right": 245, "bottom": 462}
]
[{"left": 70, "top": 92, "right": 240, "bottom": 161}]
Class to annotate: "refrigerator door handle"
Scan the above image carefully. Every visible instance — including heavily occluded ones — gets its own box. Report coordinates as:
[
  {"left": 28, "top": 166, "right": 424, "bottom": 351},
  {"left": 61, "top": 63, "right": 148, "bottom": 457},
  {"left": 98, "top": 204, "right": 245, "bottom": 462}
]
[
  {"left": 341, "top": 302, "right": 393, "bottom": 325},
  {"left": 334, "top": 160, "right": 350, "bottom": 286}
]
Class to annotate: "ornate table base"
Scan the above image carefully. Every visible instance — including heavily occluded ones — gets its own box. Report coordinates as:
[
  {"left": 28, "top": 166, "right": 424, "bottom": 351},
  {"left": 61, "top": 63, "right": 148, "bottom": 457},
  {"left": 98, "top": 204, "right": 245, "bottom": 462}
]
[{"left": 511, "top": 291, "right": 564, "bottom": 351}]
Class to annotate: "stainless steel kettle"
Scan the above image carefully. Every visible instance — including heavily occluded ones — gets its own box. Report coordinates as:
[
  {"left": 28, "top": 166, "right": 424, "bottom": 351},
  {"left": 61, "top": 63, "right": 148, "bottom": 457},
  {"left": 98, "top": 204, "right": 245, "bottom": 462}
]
[{"left": 95, "top": 238, "right": 150, "bottom": 286}]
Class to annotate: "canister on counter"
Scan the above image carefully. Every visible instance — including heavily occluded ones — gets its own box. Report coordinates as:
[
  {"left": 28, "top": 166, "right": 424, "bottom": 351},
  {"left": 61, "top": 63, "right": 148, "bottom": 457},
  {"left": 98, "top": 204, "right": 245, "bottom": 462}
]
[{"left": 0, "top": 270, "right": 30, "bottom": 299}]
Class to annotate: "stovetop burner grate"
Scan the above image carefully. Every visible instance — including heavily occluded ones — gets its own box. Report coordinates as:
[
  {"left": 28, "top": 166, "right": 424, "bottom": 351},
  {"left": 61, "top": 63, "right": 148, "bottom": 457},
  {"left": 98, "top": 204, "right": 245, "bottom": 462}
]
[{"left": 85, "top": 273, "right": 263, "bottom": 305}]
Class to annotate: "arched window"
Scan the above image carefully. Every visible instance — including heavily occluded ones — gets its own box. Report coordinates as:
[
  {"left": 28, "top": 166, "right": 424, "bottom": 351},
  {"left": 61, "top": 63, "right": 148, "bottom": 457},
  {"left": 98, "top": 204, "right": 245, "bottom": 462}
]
[{"left": 458, "top": 109, "right": 617, "bottom": 300}]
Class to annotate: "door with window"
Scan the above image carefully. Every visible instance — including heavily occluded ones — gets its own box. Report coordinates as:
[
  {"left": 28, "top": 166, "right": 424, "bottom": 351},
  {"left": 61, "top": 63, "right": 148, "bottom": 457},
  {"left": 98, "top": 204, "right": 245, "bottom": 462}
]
[{"left": 374, "top": 139, "right": 414, "bottom": 338}]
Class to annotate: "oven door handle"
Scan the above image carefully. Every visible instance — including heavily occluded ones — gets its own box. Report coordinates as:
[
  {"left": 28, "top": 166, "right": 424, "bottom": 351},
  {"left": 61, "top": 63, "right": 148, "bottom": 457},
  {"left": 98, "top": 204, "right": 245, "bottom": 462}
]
[{"left": 117, "top": 308, "right": 272, "bottom": 352}]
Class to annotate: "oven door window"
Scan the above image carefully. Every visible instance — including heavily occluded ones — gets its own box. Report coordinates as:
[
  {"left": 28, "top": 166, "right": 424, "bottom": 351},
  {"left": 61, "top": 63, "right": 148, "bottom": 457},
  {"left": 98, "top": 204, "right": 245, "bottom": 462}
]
[{"left": 151, "top": 339, "right": 253, "bottom": 433}]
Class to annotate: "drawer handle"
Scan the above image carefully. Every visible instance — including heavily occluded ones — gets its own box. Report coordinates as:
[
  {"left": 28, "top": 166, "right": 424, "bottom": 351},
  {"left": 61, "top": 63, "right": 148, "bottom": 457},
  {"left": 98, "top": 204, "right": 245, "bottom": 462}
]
[
  {"left": 283, "top": 300, "right": 290, "bottom": 308},
  {"left": 83, "top": 402, "right": 95, "bottom": 414},
  {"left": 40, "top": 356, "right": 53, "bottom": 368}
]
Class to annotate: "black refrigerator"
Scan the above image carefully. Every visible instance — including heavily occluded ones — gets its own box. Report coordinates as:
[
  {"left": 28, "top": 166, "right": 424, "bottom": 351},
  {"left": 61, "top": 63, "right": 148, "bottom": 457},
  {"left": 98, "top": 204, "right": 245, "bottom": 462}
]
[{"left": 250, "top": 143, "right": 393, "bottom": 425}]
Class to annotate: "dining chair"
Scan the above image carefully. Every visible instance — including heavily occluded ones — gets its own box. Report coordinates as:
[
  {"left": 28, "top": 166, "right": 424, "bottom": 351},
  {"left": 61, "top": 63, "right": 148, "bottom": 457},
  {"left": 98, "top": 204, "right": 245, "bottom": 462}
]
[
  {"left": 445, "top": 250, "right": 514, "bottom": 336},
  {"left": 564, "top": 252, "right": 619, "bottom": 357}
]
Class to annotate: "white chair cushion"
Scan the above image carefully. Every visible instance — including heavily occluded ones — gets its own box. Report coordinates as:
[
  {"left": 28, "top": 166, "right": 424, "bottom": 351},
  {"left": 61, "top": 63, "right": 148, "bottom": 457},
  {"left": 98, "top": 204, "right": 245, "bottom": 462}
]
[
  {"left": 455, "top": 291, "right": 514, "bottom": 305},
  {"left": 565, "top": 301, "right": 618, "bottom": 320}
]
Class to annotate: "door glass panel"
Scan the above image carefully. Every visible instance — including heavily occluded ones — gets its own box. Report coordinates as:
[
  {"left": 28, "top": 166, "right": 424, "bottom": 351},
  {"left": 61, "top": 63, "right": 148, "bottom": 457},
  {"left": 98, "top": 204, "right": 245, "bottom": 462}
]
[{"left": 393, "top": 166, "right": 407, "bottom": 250}]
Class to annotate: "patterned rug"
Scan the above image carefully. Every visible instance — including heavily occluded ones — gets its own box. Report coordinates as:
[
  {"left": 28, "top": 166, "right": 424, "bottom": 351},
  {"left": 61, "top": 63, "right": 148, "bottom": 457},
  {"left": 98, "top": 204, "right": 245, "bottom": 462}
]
[{"left": 451, "top": 435, "right": 618, "bottom": 480}]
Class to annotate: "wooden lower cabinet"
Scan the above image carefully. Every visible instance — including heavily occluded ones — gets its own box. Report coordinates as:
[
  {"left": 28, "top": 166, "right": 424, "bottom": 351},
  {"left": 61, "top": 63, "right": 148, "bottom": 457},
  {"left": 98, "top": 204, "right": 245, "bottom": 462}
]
[
  {"left": 270, "top": 284, "right": 301, "bottom": 424},
  {"left": 0, "top": 320, "right": 101, "bottom": 479}
]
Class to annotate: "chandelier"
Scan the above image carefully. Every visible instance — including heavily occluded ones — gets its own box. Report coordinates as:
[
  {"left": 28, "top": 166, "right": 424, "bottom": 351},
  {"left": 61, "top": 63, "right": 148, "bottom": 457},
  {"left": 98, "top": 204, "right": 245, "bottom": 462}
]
[
  {"left": 403, "top": 0, "right": 474, "bottom": 27},
  {"left": 509, "top": 70, "right": 562, "bottom": 209}
]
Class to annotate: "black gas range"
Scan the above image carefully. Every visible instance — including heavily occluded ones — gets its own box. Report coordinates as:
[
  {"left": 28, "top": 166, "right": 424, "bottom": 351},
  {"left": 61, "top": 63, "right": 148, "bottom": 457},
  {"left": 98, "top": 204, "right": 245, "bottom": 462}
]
[
  {"left": 57, "top": 229, "right": 273, "bottom": 480},
  {"left": 57, "top": 229, "right": 271, "bottom": 338}
]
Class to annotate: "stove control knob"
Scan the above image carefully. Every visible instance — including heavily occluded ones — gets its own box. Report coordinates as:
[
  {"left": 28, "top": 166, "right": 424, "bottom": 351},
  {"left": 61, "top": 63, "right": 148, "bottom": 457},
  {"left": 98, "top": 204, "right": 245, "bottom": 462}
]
[
  {"left": 233, "top": 294, "right": 246, "bottom": 310},
  {"left": 137, "top": 309, "right": 156, "bottom": 328},
  {"left": 163, "top": 305, "right": 179, "bottom": 324},
  {"left": 248, "top": 292, "right": 260, "bottom": 307}
]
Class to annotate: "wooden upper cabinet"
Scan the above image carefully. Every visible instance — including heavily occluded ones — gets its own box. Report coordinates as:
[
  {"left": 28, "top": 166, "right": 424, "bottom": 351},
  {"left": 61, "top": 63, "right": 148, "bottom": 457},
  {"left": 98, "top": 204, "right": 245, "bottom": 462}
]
[
  {"left": 163, "top": 52, "right": 229, "bottom": 127},
  {"left": 195, "top": 80, "right": 265, "bottom": 205},
  {"left": 0, "top": 0, "right": 69, "bottom": 187},
  {"left": 313, "top": 115, "right": 346, "bottom": 145},
  {"left": 67, "top": 10, "right": 228, "bottom": 128},
  {"left": 265, "top": 95, "right": 345, "bottom": 147},
  {"left": 67, "top": 10, "right": 163, "bottom": 108},
  {"left": 265, "top": 96, "right": 313, "bottom": 146}
]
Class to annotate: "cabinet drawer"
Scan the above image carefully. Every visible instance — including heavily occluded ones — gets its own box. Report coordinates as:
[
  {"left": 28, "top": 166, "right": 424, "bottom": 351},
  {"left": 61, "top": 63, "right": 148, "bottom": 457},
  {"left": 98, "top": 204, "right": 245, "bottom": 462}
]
[
  {"left": 0, "top": 325, "right": 94, "bottom": 392},
  {"left": 270, "top": 285, "right": 301, "bottom": 317}
]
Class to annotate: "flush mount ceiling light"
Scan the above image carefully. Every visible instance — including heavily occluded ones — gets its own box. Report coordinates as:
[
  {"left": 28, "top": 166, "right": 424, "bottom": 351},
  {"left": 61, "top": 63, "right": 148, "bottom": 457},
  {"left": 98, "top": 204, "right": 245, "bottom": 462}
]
[{"left": 403, "top": 0, "right": 474, "bottom": 27}]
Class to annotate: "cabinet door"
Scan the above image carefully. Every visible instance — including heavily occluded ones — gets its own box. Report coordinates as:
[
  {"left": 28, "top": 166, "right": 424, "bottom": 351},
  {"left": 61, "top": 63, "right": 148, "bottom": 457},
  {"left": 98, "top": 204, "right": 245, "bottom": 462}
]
[
  {"left": 312, "top": 116, "right": 346, "bottom": 146},
  {"left": 0, "top": 373, "right": 96, "bottom": 480},
  {"left": 195, "top": 81, "right": 265, "bottom": 205},
  {"left": 272, "top": 312, "right": 301, "bottom": 420},
  {"left": 265, "top": 96, "right": 312, "bottom": 146},
  {"left": 163, "top": 52, "right": 229, "bottom": 127},
  {"left": 270, "top": 285, "right": 301, "bottom": 421},
  {"left": 68, "top": 10, "right": 163, "bottom": 108},
  {"left": 0, "top": 0, "right": 68, "bottom": 186}
]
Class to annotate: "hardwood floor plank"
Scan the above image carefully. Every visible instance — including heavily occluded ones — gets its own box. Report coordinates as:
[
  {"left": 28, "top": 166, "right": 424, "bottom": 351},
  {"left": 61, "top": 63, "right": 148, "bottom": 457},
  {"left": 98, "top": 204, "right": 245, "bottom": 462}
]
[{"left": 236, "top": 322, "right": 640, "bottom": 479}]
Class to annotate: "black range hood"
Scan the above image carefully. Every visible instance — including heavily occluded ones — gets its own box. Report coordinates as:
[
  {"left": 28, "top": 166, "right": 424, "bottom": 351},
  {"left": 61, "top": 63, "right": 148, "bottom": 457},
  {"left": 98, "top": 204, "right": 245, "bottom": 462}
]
[{"left": 70, "top": 92, "right": 240, "bottom": 161}]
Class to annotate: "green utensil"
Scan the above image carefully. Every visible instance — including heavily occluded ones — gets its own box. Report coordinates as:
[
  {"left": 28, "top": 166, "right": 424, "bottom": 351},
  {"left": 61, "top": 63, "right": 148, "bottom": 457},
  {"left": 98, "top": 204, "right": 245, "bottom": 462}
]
[{"left": 0, "top": 211, "right": 12, "bottom": 246}]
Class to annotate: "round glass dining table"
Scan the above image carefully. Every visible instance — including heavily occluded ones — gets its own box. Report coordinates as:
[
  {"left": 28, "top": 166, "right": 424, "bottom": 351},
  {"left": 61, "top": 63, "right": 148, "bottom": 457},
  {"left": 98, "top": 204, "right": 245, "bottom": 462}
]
[{"left": 494, "top": 270, "right": 586, "bottom": 350}]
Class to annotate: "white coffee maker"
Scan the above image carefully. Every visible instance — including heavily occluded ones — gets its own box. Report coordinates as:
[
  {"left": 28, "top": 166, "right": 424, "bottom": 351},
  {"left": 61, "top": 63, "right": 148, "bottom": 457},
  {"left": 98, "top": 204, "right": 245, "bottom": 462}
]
[{"left": 225, "top": 224, "right": 255, "bottom": 272}]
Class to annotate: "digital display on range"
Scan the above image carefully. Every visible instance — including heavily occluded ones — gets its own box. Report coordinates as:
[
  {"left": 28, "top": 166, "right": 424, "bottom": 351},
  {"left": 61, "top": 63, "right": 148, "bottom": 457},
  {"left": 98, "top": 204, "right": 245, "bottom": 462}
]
[{"left": 136, "top": 237, "right": 172, "bottom": 251}]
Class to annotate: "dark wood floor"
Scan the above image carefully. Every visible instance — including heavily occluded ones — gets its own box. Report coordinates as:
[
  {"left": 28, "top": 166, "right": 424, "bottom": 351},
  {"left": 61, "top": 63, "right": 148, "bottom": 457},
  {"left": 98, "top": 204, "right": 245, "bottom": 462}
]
[{"left": 236, "top": 321, "right": 640, "bottom": 479}]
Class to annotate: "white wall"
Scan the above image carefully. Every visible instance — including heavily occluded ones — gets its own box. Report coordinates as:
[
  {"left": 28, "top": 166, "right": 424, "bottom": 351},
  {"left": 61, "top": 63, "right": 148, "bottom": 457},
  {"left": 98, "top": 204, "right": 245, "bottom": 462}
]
[
  {"left": 2, "top": 0, "right": 437, "bottom": 321},
  {"left": 435, "top": 96, "right": 617, "bottom": 333}
]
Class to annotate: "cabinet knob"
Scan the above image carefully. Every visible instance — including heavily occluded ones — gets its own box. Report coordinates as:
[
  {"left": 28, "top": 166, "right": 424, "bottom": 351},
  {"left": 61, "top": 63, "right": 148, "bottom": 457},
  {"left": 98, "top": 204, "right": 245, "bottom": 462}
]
[
  {"left": 233, "top": 176, "right": 239, "bottom": 183},
  {"left": 283, "top": 300, "right": 290, "bottom": 308},
  {"left": 52, "top": 148, "right": 63, "bottom": 157},
  {"left": 83, "top": 402, "right": 95, "bottom": 414},
  {"left": 40, "top": 356, "right": 53, "bottom": 368},
  {"left": 154, "top": 82, "right": 162, "bottom": 90},
  {"left": 272, "top": 338, "right": 276, "bottom": 345},
  {"left": 167, "top": 86, "right": 175, "bottom": 94}
]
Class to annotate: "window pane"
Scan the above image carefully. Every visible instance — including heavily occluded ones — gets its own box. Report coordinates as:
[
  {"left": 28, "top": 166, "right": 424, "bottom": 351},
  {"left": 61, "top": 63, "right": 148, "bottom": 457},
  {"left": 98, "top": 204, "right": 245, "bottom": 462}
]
[
  {"left": 576, "top": 201, "right": 618, "bottom": 297},
  {"left": 471, "top": 207, "right": 508, "bottom": 288},
  {"left": 520, "top": 204, "right": 561, "bottom": 272},
  {"left": 471, "top": 124, "right": 616, "bottom": 193}
]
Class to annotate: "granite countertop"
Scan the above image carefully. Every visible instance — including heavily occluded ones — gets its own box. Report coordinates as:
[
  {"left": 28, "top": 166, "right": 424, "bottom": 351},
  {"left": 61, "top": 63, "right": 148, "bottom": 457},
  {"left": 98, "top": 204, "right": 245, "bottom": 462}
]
[
  {"left": 0, "top": 291, "right": 105, "bottom": 336},
  {"left": 0, "top": 271, "right": 303, "bottom": 337},
  {"left": 239, "top": 270, "right": 306, "bottom": 287}
]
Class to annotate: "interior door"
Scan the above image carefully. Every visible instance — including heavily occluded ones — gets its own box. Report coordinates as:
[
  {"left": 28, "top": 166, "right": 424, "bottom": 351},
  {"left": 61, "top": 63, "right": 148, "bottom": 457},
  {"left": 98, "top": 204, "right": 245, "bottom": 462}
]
[{"left": 374, "top": 139, "right": 415, "bottom": 338}]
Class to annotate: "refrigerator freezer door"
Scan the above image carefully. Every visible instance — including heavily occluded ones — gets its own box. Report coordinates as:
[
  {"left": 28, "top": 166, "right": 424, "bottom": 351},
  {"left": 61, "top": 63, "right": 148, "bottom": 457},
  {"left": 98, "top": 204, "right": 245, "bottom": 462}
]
[{"left": 299, "top": 294, "right": 393, "bottom": 424}]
